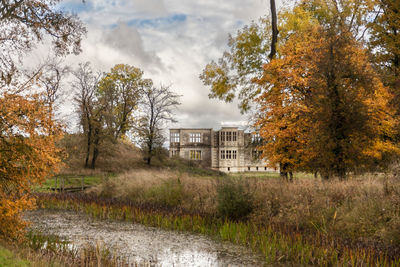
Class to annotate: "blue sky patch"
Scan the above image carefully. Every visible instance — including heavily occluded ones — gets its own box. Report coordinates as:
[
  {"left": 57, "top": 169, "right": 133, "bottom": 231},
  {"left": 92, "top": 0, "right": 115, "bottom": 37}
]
[
  {"left": 127, "top": 14, "right": 187, "bottom": 28},
  {"left": 56, "top": 1, "right": 94, "bottom": 14}
]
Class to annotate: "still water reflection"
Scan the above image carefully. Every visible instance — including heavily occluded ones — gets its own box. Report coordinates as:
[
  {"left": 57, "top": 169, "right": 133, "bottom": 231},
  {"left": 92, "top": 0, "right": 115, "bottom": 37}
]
[{"left": 26, "top": 210, "right": 265, "bottom": 266}]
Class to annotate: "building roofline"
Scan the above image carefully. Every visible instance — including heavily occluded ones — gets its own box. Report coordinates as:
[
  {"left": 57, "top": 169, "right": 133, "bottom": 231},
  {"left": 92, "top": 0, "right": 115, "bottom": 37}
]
[
  {"left": 170, "top": 128, "right": 213, "bottom": 130},
  {"left": 170, "top": 127, "right": 241, "bottom": 131}
]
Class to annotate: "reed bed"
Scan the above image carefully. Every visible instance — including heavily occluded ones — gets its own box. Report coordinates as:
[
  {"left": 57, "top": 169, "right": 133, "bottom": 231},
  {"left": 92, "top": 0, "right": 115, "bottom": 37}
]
[
  {"left": 36, "top": 176, "right": 400, "bottom": 267},
  {"left": 2, "top": 232, "right": 134, "bottom": 267}
]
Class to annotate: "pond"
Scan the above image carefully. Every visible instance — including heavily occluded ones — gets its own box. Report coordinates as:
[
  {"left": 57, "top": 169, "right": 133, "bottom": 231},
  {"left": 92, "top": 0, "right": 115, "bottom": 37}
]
[{"left": 26, "top": 209, "right": 266, "bottom": 266}]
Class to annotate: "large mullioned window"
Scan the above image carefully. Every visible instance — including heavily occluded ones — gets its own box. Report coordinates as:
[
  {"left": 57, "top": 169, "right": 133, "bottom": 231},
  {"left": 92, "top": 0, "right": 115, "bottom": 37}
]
[
  {"left": 220, "top": 131, "right": 237, "bottom": 142},
  {"left": 190, "top": 150, "right": 202, "bottom": 160},
  {"left": 190, "top": 133, "right": 201, "bottom": 143},
  {"left": 220, "top": 150, "right": 237, "bottom": 160},
  {"left": 170, "top": 132, "right": 180, "bottom": 143}
]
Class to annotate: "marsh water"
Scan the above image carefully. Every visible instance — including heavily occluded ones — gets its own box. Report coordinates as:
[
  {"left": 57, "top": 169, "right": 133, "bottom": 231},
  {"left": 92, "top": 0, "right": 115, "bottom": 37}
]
[{"left": 26, "top": 209, "right": 265, "bottom": 266}]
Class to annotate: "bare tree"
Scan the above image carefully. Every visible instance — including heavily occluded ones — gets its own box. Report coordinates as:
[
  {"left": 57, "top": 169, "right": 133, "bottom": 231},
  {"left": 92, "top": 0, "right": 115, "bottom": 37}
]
[
  {"left": 35, "top": 58, "right": 71, "bottom": 115},
  {"left": 72, "top": 62, "right": 103, "bottom": 168},
  {"left": 0, "top": 0, "right": 86, "bottom": 89},
  {"left": 136, "top": 85, "right": 180, "bottom": 165}
]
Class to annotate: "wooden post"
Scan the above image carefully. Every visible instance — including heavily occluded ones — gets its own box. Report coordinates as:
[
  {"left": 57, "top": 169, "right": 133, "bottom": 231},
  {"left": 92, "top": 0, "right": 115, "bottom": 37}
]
[{"left": 81, "top": 176, "right": 84, "bottom": 191}]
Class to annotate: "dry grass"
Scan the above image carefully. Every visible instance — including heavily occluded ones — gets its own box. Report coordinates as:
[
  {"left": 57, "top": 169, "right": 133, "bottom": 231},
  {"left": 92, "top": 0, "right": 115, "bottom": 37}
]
[
  {"left": 90, "top": 169, "right": 400, "bottom": 255},
  {"left": 90, "top": 169, "right": 216, "bottom": 214},
  {"left": 60, "top": 134, "right": 144, "bottom": 174},
  {"left": 250, "top": 175, "right": 400, "bottom": 247}
]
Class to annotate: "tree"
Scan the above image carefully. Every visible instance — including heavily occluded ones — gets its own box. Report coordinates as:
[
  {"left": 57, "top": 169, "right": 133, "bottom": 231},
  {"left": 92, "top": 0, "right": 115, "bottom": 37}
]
[
  {"left": 0, "top": 0, "right": 86, "bottom": 89},
  {"left": 368, "top": 0, "right": 400, "bottom": 128},
  {"left": 73, "top": 62, "right": 102, "bottom": 168},
  {"left": 200, "top": 16, "right": 272, "bottom": 112},
  {"left": 98, "top": 64, "right": 150, "bottom": 142},
  {"left": 38, "top": 59, "right": 70, "bottom": 108},
  {"left": 74, "top": 64, "right": 150, "bottom": 169},
  {"left": 0, "top": 0, "right": 85, "bottom": 241},
  {"left": 257, "top": 1, "right": 399, "bottom": 179},
  {"left": 0, "top": 93, "right": 62, "bottom": 240},
  {"left": 136, "top": 85, "right": 180, "bottom": 165}
]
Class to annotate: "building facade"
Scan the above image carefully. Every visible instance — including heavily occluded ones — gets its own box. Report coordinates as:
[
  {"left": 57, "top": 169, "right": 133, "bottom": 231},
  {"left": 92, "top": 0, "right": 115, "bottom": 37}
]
[{"left": 169, "top": 127, "right": 278, "bottom": 173}]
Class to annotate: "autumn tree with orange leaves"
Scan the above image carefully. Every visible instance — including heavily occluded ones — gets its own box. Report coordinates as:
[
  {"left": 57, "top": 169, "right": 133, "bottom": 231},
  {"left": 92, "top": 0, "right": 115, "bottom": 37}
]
[
  {"left": 0, "top": 0, "right": 85, "bottom": 240},
  {"left": 0, "top": 94, "right": 62, "bottom": 240},
  {"left": 202, "top": 0, "right": 400, "bottom": 180},
  {"left": 258, "top": 16, "right": 397, "bottom": 180}
]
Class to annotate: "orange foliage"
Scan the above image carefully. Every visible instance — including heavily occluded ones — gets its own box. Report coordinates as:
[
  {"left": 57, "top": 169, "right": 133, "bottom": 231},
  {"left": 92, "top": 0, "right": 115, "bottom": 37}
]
[
  {"left": 0, "top": 93, "right": 62, "bottom": 240},
  {"left": 257, "top": 5, "right": 399, "bottom": 179}
]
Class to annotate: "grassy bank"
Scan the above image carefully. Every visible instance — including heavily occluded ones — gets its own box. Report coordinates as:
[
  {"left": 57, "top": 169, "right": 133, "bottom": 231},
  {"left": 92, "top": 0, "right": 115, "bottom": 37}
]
[
  {"left": 0, "top": 245, "right": 31, "bottom": 267},
  {"left": 34, "top": 169, "right": 400, "bottom": 266}
]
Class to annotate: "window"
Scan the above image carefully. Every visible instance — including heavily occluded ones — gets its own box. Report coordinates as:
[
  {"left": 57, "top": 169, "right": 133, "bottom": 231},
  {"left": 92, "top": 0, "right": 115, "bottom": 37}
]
[
  {"left": 221, "top": 150, "right": 236, "bottom": 160},
  {"left": 220, "top": 132, "right": 225, "bottom": 142},
  {"left": 252, "top": 132, "right": 261, "bottom": 143},
  {"left": 252, "top": 150, "right": 261, "bottom": 160},
  {"left": 227, "top": 167, "right": 230, "bottom": 171},
  {"left": 190, "top": 150, "right": 202, "bottom": 160},
  {"left": 248, "top": 166, "right": 251, "bottom": 171},
  {"left": 190, "top": 133, "right": 201, "bottom": 143},
  {"left": 264, "top": 167, "right": 267, "bottom": 171},
  {"left": 232, "top": 132, "right": 237, "bottom": 142},
  {"left": 226, "top": 131, "right": 232, "bottom": 141},
  {"left": 170, "top": 132, "right": 180, "bottom": 143},
  {"left": 171, "top": 150, "right": 179, "bottom": 157},
  {"left": 256, "top": 167, "right": 259, "bottom": 171}
]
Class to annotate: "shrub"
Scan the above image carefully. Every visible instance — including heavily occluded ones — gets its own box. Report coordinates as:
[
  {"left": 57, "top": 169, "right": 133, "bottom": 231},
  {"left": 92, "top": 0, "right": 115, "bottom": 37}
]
[
  {"left": 146, "top": 179, "right": 186, "bottom": 208},
  {"left": 216, "top": 177, "right": 254, "bottom": 221}
]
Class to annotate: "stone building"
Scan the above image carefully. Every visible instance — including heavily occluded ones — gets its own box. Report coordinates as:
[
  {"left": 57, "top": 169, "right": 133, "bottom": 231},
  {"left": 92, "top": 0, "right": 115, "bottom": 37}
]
[{"left": 169, "top": 127, "right": 278, "bottom": 173}]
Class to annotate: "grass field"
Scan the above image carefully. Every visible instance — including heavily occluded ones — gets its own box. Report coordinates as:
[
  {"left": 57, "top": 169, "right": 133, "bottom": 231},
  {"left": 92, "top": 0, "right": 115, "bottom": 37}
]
[{"left": 33, "top": 174, "right": 110, "bottom": 193}]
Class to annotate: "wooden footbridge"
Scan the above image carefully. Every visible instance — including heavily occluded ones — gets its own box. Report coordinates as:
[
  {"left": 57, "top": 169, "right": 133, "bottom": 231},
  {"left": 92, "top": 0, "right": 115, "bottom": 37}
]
[{"left": 50, "top": 175, "right": 94, "bottom": 193}]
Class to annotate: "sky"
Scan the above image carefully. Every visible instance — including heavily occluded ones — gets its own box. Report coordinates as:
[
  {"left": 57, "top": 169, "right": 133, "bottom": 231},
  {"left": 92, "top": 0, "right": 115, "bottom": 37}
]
[{"left": 40, "top": 0, "right": 277, "bottom": 130}]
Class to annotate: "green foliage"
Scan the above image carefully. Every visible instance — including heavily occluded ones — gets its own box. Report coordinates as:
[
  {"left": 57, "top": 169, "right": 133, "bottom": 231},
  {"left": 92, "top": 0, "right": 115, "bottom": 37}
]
[
  {"left": 216, "top": 177, "right": 254, "bottom": 221},
  {"left": 97, "top": 64, "right": 151, "bottom": 140},
  {"left": 200, "top": 17, "right": 271, "bottom": 112}
]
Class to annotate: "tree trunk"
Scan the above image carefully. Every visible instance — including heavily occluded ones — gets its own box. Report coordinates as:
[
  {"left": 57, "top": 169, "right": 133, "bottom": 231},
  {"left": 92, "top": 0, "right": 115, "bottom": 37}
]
[
  {"left": 91, "top": 143, "right": 99, "bottom": 169},
  {"left": 327, "top": 43, "right": 346, "bottom": 180},
  {"left": 85, "top": 126, "right": 92, "bottom": 168},
  {"left": 146, "top": 139, "right": 153, "bottom": 165},
  {"left": 280, "top": 162, "right": 288, "bottom": 181},
  {"left": 91, "top": 127, "right": 100, "bottom": 169},
  {"left": 268, "top": 0, "right": 279, "bottom": 60}
]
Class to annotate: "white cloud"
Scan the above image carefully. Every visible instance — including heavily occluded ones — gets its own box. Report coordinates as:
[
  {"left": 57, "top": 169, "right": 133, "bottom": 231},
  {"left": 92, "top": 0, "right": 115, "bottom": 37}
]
[
  {"left": 103, "top": 22, "right": 163, "bottom": 71},
  {"left": 50, "top": 0, "right": 281, "bottom": 131}
]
